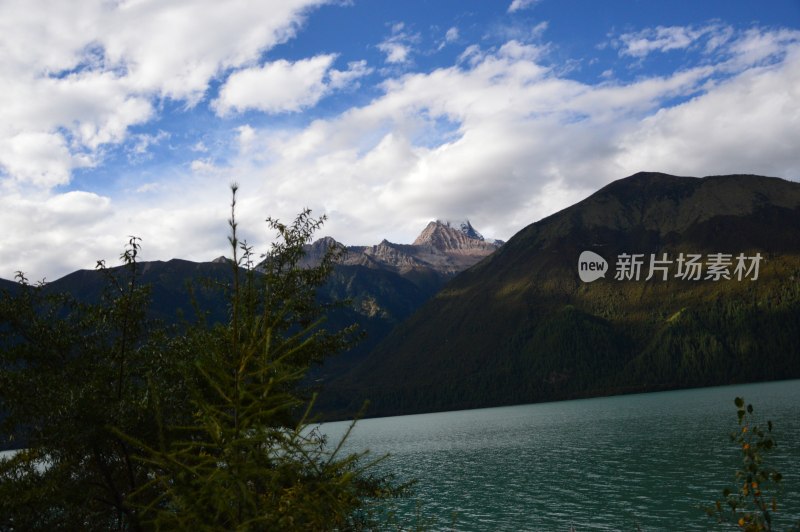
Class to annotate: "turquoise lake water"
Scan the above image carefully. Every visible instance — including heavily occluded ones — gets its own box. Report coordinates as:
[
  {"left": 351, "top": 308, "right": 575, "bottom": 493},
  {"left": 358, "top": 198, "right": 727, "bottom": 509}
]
[{"left": 321, "top": 380, "right": 800, "bottom": 531}]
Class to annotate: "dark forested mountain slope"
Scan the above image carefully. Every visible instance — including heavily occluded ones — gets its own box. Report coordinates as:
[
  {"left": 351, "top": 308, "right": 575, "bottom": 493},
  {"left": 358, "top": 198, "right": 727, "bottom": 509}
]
[
  {"left": 323, "top": 173, "right": 800, "bottom": 418},
  {"left": 15, "top": 259, "right": 435, "bottom": 386}
]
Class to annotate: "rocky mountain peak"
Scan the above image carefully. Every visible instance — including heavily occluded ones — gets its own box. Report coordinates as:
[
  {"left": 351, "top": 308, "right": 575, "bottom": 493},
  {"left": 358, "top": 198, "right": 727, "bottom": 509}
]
[
  {"left": 301, "top": 219, "right": 502, "bottom": 278},
  {"left": 296, "top": 236, "right": 343, "bottom": 268},
  {"left": 412, "top": 220, "right": 499, "bottom": 255},
  {"left": 459, "top": 220, "right": 484, "bottom": 241}
]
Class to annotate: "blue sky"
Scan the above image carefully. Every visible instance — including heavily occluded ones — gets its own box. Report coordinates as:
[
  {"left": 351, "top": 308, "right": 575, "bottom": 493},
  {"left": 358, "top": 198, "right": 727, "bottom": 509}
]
[{"left": 1, "top": 0, "right": 799, "bottom": 280}]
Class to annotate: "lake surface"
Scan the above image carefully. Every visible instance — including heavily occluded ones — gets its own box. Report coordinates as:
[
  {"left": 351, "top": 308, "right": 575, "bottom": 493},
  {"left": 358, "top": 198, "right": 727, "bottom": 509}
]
[{"left": 321, "top": 380, "right": 800, "bottom": 531}]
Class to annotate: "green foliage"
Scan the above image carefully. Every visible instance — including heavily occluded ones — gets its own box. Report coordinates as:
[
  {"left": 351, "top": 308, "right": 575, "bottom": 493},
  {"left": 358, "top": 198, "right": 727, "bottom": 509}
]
[
  {"left": 0, "top": 237, "right": 185, "bottom": 530},
  {"left": 0, "top": 185, "right": 408, "bottom": 530},
  {"left": 708, "top": 397, "right": 796, "bottom": 531}
]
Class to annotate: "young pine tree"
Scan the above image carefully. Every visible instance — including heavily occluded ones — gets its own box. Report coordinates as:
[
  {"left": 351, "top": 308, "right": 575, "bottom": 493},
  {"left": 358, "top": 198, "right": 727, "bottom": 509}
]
[{"left": 123, "top": 185, "right": 406, "bottom": 530}]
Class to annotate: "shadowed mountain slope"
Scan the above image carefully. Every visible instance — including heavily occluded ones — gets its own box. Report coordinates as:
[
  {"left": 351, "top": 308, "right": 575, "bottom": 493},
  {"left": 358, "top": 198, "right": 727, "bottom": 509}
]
[{"left": 323, "top": 173, "right": 800, "bottom": 418}]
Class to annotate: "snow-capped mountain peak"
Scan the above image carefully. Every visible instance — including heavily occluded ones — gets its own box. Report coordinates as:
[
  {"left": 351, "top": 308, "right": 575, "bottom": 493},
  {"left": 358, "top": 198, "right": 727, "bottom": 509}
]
[{"left": 458, "top": 220, "right": 484, "bottom": 241}]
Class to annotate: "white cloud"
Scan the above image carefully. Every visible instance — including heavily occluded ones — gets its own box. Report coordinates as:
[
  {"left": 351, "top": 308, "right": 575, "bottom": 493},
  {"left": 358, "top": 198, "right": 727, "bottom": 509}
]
[
  {"left": 488, "top": 19, "right": 549, "bottom": 47},
  {"left": 46, "top": 190, "right": 112, "bottom": 219},
  {"left": 237, "top": 125, "right": 257, "bottom": 153},
  {"left": 437, "top": 26, "right": 460, "bottom": 51},
  {"left": 725, "top": 27, "right": 800, "bottom": 69},
  {"left": 530, "top": 21, "right": 549, "bottom": 40},
  {"left": 611, "top": 23, "right": 800, "bottom": 79},
  {"left": 620, "top": 26, "right": 696, "bottom": 57},
  {"left": 191, "top": 141, "right": 209, "bottom": 153},
  {"left": 378, "top": 22, "right": 420, "bottom": 65},
  {"left": 705, "top": 25, "right": 735, "bottom": 53},
  {"left": 135, "top": 182, "right": 162, "bottom": 194},
  {"left": 379, "top": 42, "right": 412, "bottom": 64},
  {"left": 446, "top": 27, "right": 459, "bottom": 43},
  {"left": 617, "top": 25, "right": 708, "bottom": 57},
  {"left": 507, "top": 0, "right": 540, "bottom": 13},
  {"left": 329, "top": 60, "right": 373, "bottom": 89},
  {"left": 0, "top": 0, "right": 329, "bottom": 189},
  {"left": 129, "top": 130, "right": 170, "bottom": 159},
  {"left": 0, "top": 189, "right": 114, "bottom": 280},
  {"left": 215, "top": 55, "right": 370, "bottom": 115},
  {"left": 190, "top": 158, "right": 218, "bottom": 173},
  {"left": 100, "top": 0, "right": 330, "bottom": 102},
  {"left": 215, "top": 55, "right": 337, "bottom": 115},
  {"left": 0, "top": 69, "right": 153, "bottom": 185},
  {"left": 617, "top": 44, "right": 800, "bottom": 178},
  {"left": 0, "top": 132, "right": 88, "bottom": 188},
  {"left": 458, "top": 45, "right": 484, "bottom": 66}
]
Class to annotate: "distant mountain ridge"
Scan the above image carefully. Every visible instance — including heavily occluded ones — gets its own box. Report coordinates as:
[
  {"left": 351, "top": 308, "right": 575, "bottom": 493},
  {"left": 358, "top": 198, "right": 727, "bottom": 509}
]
[
  {"left": 0, "top": 218, "right": 502, "bottom": 411},
  {"left": 322, "top": 172, "right": 800, "bottom": 418},
  {"left": 302, "top": 219, "right": 502, "bottom": 280}
]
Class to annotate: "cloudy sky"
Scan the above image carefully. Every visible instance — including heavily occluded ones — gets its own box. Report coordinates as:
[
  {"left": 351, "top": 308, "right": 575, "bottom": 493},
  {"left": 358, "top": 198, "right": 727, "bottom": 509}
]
[{"left": 1, "top": 0, "right": 799, "bottom": 281}]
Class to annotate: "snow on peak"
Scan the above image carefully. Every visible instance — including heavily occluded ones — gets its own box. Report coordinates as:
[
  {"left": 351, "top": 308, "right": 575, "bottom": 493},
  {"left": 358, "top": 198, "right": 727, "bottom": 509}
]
[{"left": 458, "top": 220, "right": 484, "bottom": 241}]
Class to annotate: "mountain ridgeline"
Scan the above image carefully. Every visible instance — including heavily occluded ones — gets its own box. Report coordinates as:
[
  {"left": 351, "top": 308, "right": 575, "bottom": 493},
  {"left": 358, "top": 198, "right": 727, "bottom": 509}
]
[
  {"left": 3, "top": 172, "right": 799, "bottom": 421},
  {"left": 0, "top": 219, "right": 499, "bottom": 395},
  {"left": 323, "top": 172, "right": 800, "bottom": 418},
  {"left": 299, "top": 220, "right": 502, "bottom": 291}
]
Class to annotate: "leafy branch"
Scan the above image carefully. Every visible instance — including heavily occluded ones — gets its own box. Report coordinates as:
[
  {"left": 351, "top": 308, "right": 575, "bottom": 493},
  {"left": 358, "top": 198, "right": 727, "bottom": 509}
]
[{"left": 708, "top": 397, "right": 793, "bottom": 531}]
